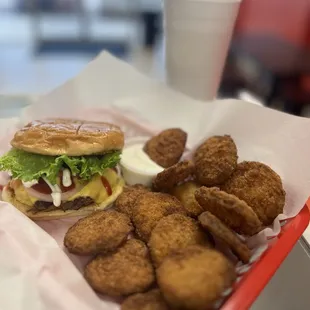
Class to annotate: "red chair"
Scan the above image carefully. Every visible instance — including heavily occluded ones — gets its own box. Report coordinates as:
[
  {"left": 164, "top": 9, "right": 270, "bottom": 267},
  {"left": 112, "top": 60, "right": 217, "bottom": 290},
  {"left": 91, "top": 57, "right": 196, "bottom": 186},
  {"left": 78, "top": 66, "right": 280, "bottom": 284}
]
[{"left": 220, "top": 0, "right": 310, "bottom": 115}]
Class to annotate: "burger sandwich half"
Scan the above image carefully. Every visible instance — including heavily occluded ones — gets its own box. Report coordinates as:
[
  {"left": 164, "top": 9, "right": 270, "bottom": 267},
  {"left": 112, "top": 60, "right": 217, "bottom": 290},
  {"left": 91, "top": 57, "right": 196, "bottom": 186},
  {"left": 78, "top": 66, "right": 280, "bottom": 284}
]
[{"left": 0, "top": 119, "right": 125, "bottom": 220}]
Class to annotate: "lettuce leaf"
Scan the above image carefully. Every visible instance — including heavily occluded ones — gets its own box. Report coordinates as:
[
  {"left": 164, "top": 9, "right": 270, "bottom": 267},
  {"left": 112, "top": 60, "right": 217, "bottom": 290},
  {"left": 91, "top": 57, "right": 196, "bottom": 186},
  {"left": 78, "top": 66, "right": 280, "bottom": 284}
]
[{"left": 0, "top": 148, "right": 121, "bottom": 184}]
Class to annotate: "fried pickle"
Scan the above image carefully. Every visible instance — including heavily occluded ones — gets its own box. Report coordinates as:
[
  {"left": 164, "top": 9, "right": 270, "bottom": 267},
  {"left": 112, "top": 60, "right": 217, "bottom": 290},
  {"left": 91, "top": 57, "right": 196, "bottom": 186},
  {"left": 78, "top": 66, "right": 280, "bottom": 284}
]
[
  {"left": 148, "top": 214, "right": 210, "bottom": 267},
  {"left": 157, "top": 246, "right": 236, "bottom": 310},
  {"left": 64, "top": 210, "right": 133, "bottom": 255},
  {"left": 115, "top": 184, "right": 150, "bottom": 218},
  {"left": 144, "top": 128, "right": 187, "bottom": 168},
  {"left": 222, "top": 161, "right": 286, "bottom": 226},
  {"left": 123, "top": 184, "right": 150, "bottom": 192},
  {"left": 199, "top": 211, "right": 251, "bottom": 263},
  {"left": 121, "top": 289, "right": 169, "bottom": 310},
  {"left": 170, "top": 181, "right": 203, "bottom": 217},
  {"left": 195, "top": 187, "right": 262, "bottom": 236},
  {"left": 152, "top": 161, "right": 195, "bottom": 192},
  {"left": 132, "top": 192, "right": 186, "bottom": 242},
  {"left": 85, "top": 239, "right": 155, "bottom": 296},
  {"left": 194, "top": 135, "right": 238, "bottom": 186}
]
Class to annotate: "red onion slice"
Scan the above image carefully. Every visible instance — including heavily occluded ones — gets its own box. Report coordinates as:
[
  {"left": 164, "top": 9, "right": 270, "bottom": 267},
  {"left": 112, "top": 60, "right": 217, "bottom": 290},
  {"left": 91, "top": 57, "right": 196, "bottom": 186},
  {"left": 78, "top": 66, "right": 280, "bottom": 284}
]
[{"left": 25, "top": 183, "right": 83, "bottom": 203}]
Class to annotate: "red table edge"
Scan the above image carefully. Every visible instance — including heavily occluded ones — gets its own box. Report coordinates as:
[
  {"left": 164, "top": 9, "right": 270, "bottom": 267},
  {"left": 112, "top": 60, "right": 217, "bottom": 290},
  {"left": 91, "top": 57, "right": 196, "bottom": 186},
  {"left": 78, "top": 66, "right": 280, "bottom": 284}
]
[{"left": 221, "top": 202, "right": 310, "bottom": 310}]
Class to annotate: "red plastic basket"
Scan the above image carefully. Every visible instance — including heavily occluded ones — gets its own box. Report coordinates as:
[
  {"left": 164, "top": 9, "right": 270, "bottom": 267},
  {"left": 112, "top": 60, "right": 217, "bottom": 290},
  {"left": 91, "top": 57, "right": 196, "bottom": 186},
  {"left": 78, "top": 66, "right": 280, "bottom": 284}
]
[{"left": 221, "top": 202, "right": 310, "bottom": 310}]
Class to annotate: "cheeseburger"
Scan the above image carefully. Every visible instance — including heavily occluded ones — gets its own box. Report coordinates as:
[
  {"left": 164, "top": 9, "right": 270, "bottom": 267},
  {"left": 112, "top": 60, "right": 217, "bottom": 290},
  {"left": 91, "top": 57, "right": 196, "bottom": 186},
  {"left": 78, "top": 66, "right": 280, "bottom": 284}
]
[{"left": 0, "top": 119, "right": 125, "bottom": 220}]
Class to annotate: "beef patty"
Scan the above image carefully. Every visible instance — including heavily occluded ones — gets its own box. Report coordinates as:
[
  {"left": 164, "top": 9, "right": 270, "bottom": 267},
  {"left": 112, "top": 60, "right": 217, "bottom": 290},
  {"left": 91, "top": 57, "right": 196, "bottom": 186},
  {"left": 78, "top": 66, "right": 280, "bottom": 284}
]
[{"left": 32, "top": 197, "right": 94, "bottom": 213}]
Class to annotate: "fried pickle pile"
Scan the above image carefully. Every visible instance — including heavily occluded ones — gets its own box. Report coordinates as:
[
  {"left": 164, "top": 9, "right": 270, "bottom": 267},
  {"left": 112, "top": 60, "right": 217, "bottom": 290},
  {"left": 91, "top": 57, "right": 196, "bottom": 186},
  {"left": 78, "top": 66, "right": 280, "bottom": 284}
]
[{"left": 63, "top": 128, "right": 286, "bottom": 310}]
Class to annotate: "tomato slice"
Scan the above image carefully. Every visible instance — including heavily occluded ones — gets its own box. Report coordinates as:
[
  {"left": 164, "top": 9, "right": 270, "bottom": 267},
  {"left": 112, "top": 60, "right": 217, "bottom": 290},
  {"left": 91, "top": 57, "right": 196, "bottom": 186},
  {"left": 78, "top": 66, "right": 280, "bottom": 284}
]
[
  {"left": 101, "top": 176, "right": 112, "bottom": 196},
  {"left": 31, "top": 178, "right": 52, "bottom": 194},
  {"left": 31, "top": 171, "right": 75, "bottom": 194}
]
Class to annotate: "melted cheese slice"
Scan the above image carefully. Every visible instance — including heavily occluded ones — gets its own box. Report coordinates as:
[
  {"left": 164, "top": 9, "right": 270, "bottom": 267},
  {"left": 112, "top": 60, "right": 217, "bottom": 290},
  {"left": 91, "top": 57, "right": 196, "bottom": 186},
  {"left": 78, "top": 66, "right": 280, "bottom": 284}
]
[{"left": 13, "top": 169, "right": 119, "bottom": 207}]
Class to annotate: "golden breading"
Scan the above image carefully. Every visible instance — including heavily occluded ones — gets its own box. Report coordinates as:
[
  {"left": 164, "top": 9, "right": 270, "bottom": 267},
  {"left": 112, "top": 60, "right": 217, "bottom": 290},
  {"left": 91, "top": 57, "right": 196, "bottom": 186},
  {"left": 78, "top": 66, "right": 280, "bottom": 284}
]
[
  {"left": 132, "top": 192, "right": 186, "bottom": 242},
  {"left": 222, "top": 161, "right": 286, "bottom": 225},
  {"left": 144, "top": 128, "right": 187, "bottom": 168},
  {"left": 148, "top": 214, "right": 210, "bottom": 267},
  {"left": 198, "top": 211, "right": 251, "bottom": 263},
  {"left": 195, "top": 187, "right": 262, "bottom": 236},
  {"left": 115, "top": 184, "right": 150, "bottom": 218},
  {"left": 121, "top": 289, "right": 169, "bottom": 310},
  {"left": 157, "top": 246, "right": 236, "bottom": 310},
  {"left": 85, "top": 239, "right": 155, "bottom": 296},
  {"left": 64, "top": 210, "right": 133, "bottom": 255},
  {"left": 170, "top": 181, "right": 203, "bottom": 217},
  {"left": 194, "top": 135, "right": 238, "bottom": 186},
  {"left": 152, "top": 161, "right": 195, "bottom": 192}
]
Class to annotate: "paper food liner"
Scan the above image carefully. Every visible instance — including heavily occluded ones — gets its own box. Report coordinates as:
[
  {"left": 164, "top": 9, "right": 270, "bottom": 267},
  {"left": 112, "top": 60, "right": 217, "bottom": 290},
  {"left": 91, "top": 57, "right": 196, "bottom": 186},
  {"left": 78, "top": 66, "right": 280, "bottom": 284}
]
[{"left": 0, "top": 52, "right": 310, "bottom": 309}]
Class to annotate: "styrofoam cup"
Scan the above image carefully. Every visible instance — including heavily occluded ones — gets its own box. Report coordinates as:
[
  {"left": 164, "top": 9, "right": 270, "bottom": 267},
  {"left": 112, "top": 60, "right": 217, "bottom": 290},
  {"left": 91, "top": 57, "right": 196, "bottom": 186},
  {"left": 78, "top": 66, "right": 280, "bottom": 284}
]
[
  {"left": 164, "top": 0, "right": 241, "bottom": 101},
  {"left": 166, "top": 75, "right": 219, "bottom": 101}
]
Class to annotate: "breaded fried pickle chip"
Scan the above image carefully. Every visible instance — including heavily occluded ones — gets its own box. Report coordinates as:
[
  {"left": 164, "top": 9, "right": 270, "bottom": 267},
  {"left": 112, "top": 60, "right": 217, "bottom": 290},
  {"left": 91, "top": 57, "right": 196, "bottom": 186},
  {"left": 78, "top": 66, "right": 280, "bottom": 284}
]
[
  {"left": 199, "top": 211, "right": 251, "bottom": 263},
  {"left": 148, "top": 214, "right": 210, "bottom": 267},
  {"left": 152, "top": 161, "right": 195, "bottom": 192},
  {"left": 85, "top": 239, "right": 155, "bottom": 296},
  {"left": 121, "top": 289, "right": 169, "bottom": 310},
  {"left": 64, "top": 210, "right": 133, "bottom": 255},
  {"left": 194, "top": 135, "right": 238, "bottom": 186},
  {"left": 123, "top": 184, "right": 150, "bottom": 192},
  {"left": 195, "top": 187, "right": 262, "bottom": 236},
  {"left": 144, "top": 128, "right": 187, "bottom": 168},
  {"left": 157, "top": 246, "right": 236, "bottom": 310},
  {"left": 115, "top": 184, "right": 150, "bottom": 218},
  {"left": 132, "top": 192, "right": 186, "bottom": 242},
  {"left": 170, "top": 181, "right": 203, "bottom": 217},
  {"left": 222, "top": 161, "right": 286, "bottom": 225}
]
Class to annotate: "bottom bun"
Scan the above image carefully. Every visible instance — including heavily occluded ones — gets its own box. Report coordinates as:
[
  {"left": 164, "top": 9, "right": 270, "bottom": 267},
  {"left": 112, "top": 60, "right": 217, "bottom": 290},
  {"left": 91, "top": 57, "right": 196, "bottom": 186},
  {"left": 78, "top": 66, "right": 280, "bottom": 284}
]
[{"left": 2, "top": 178, "right": 125, "bottom": 220}]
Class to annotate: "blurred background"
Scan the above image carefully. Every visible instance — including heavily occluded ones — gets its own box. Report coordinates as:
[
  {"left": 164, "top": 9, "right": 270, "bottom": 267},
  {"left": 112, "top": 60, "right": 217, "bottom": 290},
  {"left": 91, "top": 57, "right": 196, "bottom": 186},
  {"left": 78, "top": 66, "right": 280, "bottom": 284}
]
[
  {"left": 0, "top": 0, "right": 163, "bottom": 95},
  {"left": 0, "top": 0, "right": 309, "bottom": 116}
]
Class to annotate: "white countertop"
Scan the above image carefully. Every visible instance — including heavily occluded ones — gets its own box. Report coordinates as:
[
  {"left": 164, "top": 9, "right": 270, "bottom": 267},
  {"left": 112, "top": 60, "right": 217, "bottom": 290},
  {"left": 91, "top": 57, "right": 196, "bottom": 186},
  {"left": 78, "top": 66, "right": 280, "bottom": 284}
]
[
  {"left": 303, "top": 226, "right": 310, "bottom": 243},
  {"left": 252, "top": 238, "right": 310, "bottom": 310}
]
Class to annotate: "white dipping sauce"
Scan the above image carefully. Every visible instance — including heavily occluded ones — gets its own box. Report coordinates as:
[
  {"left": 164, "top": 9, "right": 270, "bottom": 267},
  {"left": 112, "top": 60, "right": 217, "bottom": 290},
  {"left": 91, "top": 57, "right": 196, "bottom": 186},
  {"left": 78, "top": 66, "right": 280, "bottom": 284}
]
[
  {"left": 121, "top": 144, "right": 163, "bottom": 174},
  {"left": 62, "top": 169, "right": 72, "bottom": 187},
  {"left": 120, "top": 143, "right": 164, "bottom": 186},
  {"left": 42, "top": 177, "right": 62, "bottom": 207},
  {"left": 22, "top": 180, "right": 38, "bottom": 188}
]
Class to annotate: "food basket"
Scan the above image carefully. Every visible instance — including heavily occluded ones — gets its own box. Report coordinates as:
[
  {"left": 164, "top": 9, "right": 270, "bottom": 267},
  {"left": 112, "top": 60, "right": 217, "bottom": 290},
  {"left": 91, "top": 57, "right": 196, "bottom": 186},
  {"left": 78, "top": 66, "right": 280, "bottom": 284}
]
[
  {"left": 2, "top": 52, "right": 310, "bottom": 310},
  {"left": 222, "top": 203, "right": 310, "bottom": 309},
  {"left": 17, "top": 105, "right": 310, "bottom": 310}
]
